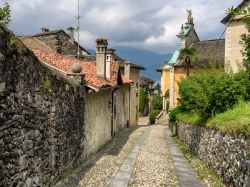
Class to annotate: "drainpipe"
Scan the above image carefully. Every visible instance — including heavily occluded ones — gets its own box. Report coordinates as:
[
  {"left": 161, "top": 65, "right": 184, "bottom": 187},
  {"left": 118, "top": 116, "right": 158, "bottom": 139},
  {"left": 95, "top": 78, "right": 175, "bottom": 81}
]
[{"left": 128, "top": 85, "right": 131, "bottom": 127}]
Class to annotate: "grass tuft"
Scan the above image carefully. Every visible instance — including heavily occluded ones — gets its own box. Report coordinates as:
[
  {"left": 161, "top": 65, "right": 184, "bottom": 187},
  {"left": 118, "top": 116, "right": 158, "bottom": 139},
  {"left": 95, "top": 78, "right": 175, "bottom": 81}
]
[
  {"left": 207, "top": 102, "right": 250, "bottom": 137},
  {"left": 176, "top": 112, "right": 206, "bottom": 126}
]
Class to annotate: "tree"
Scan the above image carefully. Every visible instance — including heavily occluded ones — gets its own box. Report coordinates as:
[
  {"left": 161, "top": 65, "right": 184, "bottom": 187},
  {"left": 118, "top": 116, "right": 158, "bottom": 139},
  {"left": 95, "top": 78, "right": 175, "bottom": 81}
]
[
  {"left": 152, "top": 95, "right": 162, "bottom": 110},
  {"left": 0, "top": 1, "right": 11, "bottom": 25},
  {"left": 139, "top": 88, "right": 149, "bottom": 115},
  {"left": 179, "top": 47, "right": 198, "bottom": 76}
]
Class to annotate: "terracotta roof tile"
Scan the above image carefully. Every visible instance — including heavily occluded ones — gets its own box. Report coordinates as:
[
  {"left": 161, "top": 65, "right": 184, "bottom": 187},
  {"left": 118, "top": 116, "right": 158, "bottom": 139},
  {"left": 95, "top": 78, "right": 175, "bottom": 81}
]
[
  {"left": 20, "top": 36, "right": 133, "bottom": 90},
  {"left": 32, "top": 49, "right": 119, "bottom": 89}
]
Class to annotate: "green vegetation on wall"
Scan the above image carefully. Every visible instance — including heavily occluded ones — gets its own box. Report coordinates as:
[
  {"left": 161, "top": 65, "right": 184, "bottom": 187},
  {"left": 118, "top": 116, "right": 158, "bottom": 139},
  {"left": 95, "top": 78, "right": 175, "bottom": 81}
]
[
  {"left": 0, "top": 1, "right": 11, "bottom": 25},
  {"left": 139, "top": 88, "right": 149, "bottom": 115},
  {"left": 152, "top": 95, "right": 162, "bottom": 110},
  {"left": 42, "top": 77, "right": 52, "bottom": 93}
]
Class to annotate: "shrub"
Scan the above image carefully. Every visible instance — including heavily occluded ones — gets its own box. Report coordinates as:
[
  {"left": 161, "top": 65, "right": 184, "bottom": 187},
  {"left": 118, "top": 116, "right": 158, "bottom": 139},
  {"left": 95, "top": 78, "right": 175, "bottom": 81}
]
[
  {"left": 168, "top": 106, "right": 183, "bottom": 123},
  {"left": 179, "top": 72, "right": 248, "bottom": 118},
  {"left": 149, "top": 110, "right": 161, "bottom": 124},
  {"left": 139, "top": 88, "right": 149, "bottom": 115},
  {"left": 152, "top": 95, "right": 162, "bottom": 110}
]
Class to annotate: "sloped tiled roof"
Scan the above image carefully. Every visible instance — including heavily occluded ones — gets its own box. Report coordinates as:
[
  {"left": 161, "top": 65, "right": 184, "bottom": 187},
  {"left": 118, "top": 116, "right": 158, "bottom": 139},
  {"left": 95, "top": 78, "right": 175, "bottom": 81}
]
[
  {"left": 188, "top": 39, "right": 225, "bottom": 67},
  {"left": 32, "top": 49, "right": 121, "bottom": 89},
  {"left": 20, "top": 36, "right": 132, "bottom": 90},
  {"left": 139, "top": 76, "right": 154, "bottom": 86},
  {"left": 19, "top": 36, "right": 54, "bottom": 52}
]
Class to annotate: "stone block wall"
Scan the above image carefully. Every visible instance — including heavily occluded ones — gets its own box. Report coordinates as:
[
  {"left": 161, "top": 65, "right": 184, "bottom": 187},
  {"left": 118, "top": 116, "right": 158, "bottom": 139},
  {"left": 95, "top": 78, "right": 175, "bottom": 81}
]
[
  {"left": 35, "top": 31, "right": 88, "bottom": 56},
  {"left": 176, "top": 122, "right": 250, "bottom": 187},
  {"left": 0, "top": 25, "right": 85, "bottom": 186}
]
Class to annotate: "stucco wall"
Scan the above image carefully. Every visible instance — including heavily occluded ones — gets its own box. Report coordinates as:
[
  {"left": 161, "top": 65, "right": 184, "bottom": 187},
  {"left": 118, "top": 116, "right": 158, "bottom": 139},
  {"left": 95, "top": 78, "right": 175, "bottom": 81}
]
[
  {"left": 114, "top": 85, "right": 130, "bottom": 131},
  {"left": 173, "top": 67, "right": 186, "bottom": 107},
  {"left": 161, "top": 70, "right": 170, "bottom": 97},
  {"left": 177, "top": 122, "right": 250, "bottom": 187},
  {"left": 0, "top": 26, "right": 85, "bottom": 187},
  {"left": 129, "top": 68, "right": 140, "bottom": 126},
  {"left": 84, "top": 85, "right": 130, "bottom": 158},
  {"left": 84, "top": 89, "right": 112, "bottom": 158},
  {"left": 225, "top": 21, "right": 247, "bottom": 73}
]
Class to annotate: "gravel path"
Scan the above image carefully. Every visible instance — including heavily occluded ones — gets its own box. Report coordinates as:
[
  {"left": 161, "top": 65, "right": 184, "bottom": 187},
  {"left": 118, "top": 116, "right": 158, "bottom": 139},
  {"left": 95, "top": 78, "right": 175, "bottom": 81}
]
[{"left": 128, "top": 124, "right": 179, "bottom": 187}]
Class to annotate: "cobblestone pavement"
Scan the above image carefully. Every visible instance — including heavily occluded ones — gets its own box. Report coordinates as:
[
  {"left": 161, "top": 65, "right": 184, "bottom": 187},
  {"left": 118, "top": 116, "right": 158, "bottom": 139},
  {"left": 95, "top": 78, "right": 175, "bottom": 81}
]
[
  {"left": 77, "top": 127, "right": 146, "bottom": 187},
  {"left": 55, "top": 116, "right": 203, "bottom": 187},
  {"left": 128, "top": 124, "right": 179, "bottom": 187}
]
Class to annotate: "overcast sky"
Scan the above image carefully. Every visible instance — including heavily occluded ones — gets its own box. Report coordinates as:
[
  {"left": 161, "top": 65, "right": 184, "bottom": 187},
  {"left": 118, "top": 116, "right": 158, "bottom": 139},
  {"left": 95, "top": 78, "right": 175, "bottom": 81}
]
[{"left": 5, "top": 0, "right": 242, "bottom": 53}]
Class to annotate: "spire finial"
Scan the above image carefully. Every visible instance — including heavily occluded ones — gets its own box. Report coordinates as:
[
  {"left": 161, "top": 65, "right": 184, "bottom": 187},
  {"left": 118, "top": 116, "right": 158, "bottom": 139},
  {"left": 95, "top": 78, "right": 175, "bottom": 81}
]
[{"left": 186, "top": 9, "right": 193, "bottom": 24}]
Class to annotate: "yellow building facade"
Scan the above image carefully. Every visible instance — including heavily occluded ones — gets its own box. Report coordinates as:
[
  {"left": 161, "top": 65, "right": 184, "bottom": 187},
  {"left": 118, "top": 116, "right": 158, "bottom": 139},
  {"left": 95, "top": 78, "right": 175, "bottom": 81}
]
[{"left": 158, "top": 10, "right": 225, "bottom": 109}]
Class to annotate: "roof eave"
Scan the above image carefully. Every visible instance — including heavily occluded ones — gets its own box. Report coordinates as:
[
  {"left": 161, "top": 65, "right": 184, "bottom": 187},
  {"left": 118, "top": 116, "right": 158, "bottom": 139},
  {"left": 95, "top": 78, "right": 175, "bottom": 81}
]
[{"left": 221, "top": 0, "right": 248, "bottom": 24}]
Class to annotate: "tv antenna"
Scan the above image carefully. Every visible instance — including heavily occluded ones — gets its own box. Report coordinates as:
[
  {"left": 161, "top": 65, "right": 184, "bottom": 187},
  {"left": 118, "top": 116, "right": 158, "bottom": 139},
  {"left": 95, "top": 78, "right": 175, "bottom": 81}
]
[{"left": 77, "top": 0, "right": 80, "bottom": 58}]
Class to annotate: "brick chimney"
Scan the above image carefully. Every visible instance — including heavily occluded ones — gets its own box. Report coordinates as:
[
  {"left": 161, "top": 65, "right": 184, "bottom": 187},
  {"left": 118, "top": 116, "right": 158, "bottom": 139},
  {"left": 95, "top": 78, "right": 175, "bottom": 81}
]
[
  {"left": 41, "top": 28, "right": 49, "bottom": 33},
  {"left": 124, "top": 60, "right": 131, "bottom": 78},
  {"left": 106, "top": 48, "right": 115, "bottom": 79},
  {"left": 96, "top": 38, "right": 108, "bottom": 79},
  {"left": 67, "top": 27, "right": 75, "bottom": 44}
]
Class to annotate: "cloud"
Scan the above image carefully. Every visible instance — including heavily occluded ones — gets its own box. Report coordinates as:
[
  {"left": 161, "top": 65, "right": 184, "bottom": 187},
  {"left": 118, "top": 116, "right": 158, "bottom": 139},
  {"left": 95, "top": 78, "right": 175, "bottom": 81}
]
[{"left": 7, "top": 0, "right": 242, "bottom": 53}]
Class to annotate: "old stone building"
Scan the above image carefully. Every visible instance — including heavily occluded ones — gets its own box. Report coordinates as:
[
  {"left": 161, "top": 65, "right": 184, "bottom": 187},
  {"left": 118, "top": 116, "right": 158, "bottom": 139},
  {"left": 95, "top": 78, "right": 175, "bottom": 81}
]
[
  {"left": 0, "top": 21, "right": 142, "bottom": 186},
  {"left": 20, "top": 36, "right": 135, "bottom": 159},
  {"left": 0, "top": 23, "right": 86, "bottom": 187},
  {"left": 158, "top": 10, "right": 225, "bottom": 109},
  {"left": 222, "top": 0, "right": 250, "bottom": 73},
  {"left": 22, "top": 28, "right": 145, "bottom": 127},
  {"left": 23, "top": 27, "right": 90, "bottom": 57}
]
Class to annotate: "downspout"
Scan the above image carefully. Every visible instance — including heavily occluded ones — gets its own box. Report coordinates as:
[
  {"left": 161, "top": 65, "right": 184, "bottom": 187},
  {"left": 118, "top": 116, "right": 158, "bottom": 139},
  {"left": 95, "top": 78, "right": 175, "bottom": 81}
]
[
  {"left": 111, "top": 89, "right": 114, "bottom": 137},
  {"left": 169, "top": 66, "right": 175, "bottom": 109},
  {"left": 128, "top": 85, "right": 131, "bottom": 127}
]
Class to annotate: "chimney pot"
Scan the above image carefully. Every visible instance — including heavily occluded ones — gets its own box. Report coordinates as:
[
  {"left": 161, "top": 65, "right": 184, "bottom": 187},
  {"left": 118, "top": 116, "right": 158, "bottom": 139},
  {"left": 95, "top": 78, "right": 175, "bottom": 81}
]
[
  {"left": 41, "top": 28, "right": 49, "bottom": 33},
  {"left": 96, "top": 38, "right": 108, "bottom": 79},
  {"left": 106, "top": 48, "right": 116, "bottom": 79},
  {"left": 67, "top": 27, "right": 75, "bottom": 44},
  {"left": 124, "top": 60, "right": 131, "bottom": 78}
]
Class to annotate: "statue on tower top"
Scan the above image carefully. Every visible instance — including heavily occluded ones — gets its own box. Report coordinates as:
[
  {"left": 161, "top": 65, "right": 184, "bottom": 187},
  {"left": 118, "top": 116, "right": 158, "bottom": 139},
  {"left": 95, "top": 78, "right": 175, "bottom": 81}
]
[{"left": 187, "top": 9, "right": 193, "bottom": 24}]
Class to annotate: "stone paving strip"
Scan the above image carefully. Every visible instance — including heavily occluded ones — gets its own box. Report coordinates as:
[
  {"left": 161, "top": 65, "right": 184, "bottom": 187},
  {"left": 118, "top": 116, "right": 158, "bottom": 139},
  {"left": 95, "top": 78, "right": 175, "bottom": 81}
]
[
  {"left": 109, "top": 126, "right": 151, "bottom": 187},
  {"left": 53, "top": 126, "right": 146, "bottom": 187},
  {"left": 128, "top": 124, "right": 179, "bottom": 187},
  {"left": 166, "top": 129, "right": 206, "bottom": 187}
]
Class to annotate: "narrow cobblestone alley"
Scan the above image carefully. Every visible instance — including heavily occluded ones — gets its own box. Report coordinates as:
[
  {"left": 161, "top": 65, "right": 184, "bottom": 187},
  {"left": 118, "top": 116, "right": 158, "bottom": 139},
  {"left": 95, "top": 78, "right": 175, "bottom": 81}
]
[{"left": 54, "top": 116, "right": 204, "bottom": 187}]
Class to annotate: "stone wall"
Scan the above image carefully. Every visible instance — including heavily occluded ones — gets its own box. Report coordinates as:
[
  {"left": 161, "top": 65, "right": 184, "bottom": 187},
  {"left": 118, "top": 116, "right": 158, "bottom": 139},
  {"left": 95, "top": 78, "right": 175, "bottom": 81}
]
[
  {"left": 176, "top": 122, "right": 250, "bottom": 187},
  {"left": 0, "top": 25, "right": 85, "bottom": 186},
  {"left": 35, "top": 31, "right": 88, "bottom": 56}
]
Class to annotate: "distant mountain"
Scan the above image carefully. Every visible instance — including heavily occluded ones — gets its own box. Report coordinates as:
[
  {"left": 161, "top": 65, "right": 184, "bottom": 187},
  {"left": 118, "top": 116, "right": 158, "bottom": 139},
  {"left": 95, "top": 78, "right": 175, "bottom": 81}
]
[
  {"left": 87, "top": 47, "right": 172, "bottom": 81},
  {"left": 114, "top": 46, "right": 172, "bottom": 81}
]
